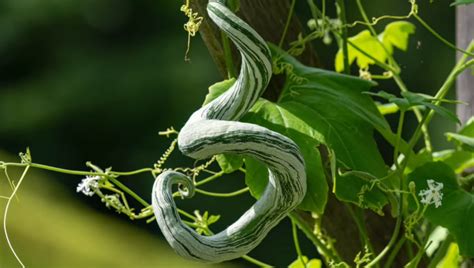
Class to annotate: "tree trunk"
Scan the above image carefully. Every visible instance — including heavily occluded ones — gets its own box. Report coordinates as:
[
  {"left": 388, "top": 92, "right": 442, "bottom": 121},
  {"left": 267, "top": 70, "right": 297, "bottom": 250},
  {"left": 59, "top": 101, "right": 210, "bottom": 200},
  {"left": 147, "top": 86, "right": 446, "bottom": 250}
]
[
  {"left": 192, "top": 0, "right": 399, "bottom": 264},
  {"left": 456, "top": 5, "right": 474, "bottom": 125}
]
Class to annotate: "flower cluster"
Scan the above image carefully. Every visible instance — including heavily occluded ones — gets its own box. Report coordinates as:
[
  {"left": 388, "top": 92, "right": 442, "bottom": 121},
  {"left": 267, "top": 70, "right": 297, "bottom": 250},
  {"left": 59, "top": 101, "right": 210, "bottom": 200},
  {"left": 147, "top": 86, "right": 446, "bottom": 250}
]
[
  {"left": 418, "top": 179, "right": 443, "bottom": 208},
  {"left": 76, "top": 176, "right": 100, "bottom": 196}
]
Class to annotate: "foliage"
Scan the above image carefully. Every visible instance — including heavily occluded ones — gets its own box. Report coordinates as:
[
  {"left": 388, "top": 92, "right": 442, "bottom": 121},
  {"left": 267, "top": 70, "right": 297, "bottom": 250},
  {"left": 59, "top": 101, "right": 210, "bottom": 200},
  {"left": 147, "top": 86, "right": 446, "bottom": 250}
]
[
  {"left": 1, "top": 0, "right": 474, "bottom": 267},
  {"left": 335, "top": 21, "right": 415, "bottom": 72}
]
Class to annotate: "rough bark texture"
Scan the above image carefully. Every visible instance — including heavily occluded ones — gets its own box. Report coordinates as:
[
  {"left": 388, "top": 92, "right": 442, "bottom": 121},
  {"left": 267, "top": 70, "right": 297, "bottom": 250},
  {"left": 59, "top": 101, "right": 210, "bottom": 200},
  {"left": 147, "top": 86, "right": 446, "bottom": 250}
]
[
  {"left": 190, "top": 0, "right": 318, "bottom": 101},
  {"left": 191, "top": 0, "right": 399, "bottom": 264},
  {"left": 456, "top": 5, "right": 474, "bottom": 125}
]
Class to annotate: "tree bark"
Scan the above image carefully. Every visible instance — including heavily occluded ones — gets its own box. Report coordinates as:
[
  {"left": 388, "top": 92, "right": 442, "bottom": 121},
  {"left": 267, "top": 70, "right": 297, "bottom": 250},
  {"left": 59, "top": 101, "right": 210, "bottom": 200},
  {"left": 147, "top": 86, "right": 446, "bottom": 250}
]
[
  {"left": 190, "top": 0, "right": 318, "bottom": 101},
  {"left": 456, "top": 5, "right": 474, "bottom": 125},
  {"left": 192, "top": 0, "right": 399, "bottom": 264}
]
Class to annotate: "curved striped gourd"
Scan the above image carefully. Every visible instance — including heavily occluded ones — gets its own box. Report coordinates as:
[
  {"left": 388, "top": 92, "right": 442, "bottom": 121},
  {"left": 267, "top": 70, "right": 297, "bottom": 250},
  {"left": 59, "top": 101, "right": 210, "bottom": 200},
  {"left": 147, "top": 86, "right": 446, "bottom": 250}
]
[{"left": 152, "top": 0, "right": 306, "bottom": 263}]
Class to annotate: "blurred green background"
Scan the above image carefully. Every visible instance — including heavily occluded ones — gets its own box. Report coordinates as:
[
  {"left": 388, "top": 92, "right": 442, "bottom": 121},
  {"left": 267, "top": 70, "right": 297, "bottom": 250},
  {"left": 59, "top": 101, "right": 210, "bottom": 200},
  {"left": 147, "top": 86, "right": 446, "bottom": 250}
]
[{"left": 0, "top": 0, "right": 458, "bottom": 267}]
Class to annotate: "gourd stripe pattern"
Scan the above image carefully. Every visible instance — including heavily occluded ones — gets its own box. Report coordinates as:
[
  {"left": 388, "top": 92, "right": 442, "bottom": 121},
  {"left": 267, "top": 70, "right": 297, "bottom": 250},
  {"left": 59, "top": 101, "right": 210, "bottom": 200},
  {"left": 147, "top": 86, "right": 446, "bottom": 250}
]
[{"left": 152, "top": 0, "right": 307, "bottom": 263}]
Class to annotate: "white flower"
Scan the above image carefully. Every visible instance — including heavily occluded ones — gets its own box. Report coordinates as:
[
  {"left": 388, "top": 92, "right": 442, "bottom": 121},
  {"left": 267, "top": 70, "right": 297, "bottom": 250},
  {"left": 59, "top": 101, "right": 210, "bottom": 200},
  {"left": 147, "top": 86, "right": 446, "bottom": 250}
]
[
  {"left": 418, "top": 179, "right": 444, "bottom": 208},
  {"left": 76, "top": 176, "right": 100, "bottom": 196}
]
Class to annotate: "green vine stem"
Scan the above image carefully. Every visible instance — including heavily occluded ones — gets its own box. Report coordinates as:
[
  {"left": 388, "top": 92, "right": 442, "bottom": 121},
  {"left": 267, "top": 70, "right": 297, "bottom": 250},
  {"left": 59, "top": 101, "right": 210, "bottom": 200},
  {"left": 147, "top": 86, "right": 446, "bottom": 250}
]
[
  {"left": 289, "top": 211, "right": 342, "bottom": 264},
  {"left": 336, "top": 0, "right": 350, "bottom": 74},
  {"left": 292, "top": 219, "right": 306, "bottom": 266},
  {"left": 354, "top": 0, "right": 433, "bottom": 152},
  {"left": 195, "top": 187, "right": 249, "bottom": 197},
  {"left": 279, "top": 0, "right": 296, "bottom": 48},
  {"left": 408, "top": 40, "right": 474, "bottom": 148},
  {"left": 221, "top": 32, "right": 237, "bottom": 78},
  {"left": 368, "top": 39, "right": 474, "bottom": 267},
  {"left": 3, "top": 166, "right": 30, "bottom": 268},
  {"left": 413, "top": 13, "right": 474, "bottom": 58}
]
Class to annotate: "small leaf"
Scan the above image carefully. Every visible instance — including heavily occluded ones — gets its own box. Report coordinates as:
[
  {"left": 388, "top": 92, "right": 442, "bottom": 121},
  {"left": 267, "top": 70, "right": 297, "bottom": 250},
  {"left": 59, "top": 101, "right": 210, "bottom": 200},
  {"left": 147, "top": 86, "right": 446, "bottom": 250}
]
[
  {"left": 216, "top": 154, "right": 243, "bottom": 173},
  {"left": 423, "top": 103, "right": 460, "bottom": 124},
  {"left": 381, "top": 21, "right": 416, "bottom": 53},
  {"left": 437, "top": 243, "right": 461, "bottom": 268},
  {"left": 459, "top": 116, "right": 474, "bottom": 137},
  {"left": 335, "top": 30, "right": 386, "bottom": 72},
  {"left": 445, "top": 133, "right": 474, "bottom": 152},
  {"left": 202, "top": 78, "right": 236, "bottom": 106},
  {"left": 289, "top": 256, "right": 322, "bottom": 268},
  {"left": 335, "top": 21, "right": 415, "bottom": 72}
]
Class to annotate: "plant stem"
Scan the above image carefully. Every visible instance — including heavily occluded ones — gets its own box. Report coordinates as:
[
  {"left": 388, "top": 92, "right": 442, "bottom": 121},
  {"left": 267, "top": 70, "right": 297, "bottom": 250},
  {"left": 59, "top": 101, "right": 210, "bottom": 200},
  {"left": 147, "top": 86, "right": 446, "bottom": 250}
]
[
  {"left": 241, "top": 255, "right": 273, "bottom": 267},
  {"left": 384, "top": 236, "right": 406, "bottom": 268},
  {"left": 289, "top": 211, "right": 342, "bottom": 263},
  {"left": 393, "top": 110, "right": 406, "bottom": 168},
  {"left": 3, "top": 166, "right": 30, "bottom": 268},
  {"left": 195, "top": 171, "right": 225, "bottom": 186},
  {"left": 221, "top": 31, "right": 237, "bottom": 78},
  {"left": 109, "top": 177, "right": 149, "bottom": 207},
  {"left": 336, "top": 0, "right": 350, "bottom": 74},
  {"left": 408, "top": 41, "right": 474, "bottom": 148},
  {"left": 279, "top": 0, "right": 296, "bottom": 48},
  {"left": 413, "top": 13, "right": 474, "bottom": 57},
  {"left": 346, "top": 205, "right": 375, "bottom": 260},
  {"left": 292, "top": 219, "right": 306, "bottom": 266},
  {"left": 195, "top": 187, "right": 249, "bottom": 197},
  {"left": 355, "top": 0, "right": 433, "bottom": 151},
  {"left": 366, "top": 194, "right": 403, "bottom": 267}
]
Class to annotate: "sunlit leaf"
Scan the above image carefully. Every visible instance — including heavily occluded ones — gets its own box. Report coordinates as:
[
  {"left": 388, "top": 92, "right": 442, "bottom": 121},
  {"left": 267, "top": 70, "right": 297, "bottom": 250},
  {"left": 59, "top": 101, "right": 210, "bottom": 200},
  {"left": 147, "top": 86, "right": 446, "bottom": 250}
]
[
  {"left": 381, "top": 21, "right": 416, "bottom": 53},
  {"left": 437, "top": 243, "right": 461, "bottom": 268},
  {"left": 335, "top": 30, "right": 386, "bottom": 72},
  {"left": 335, "top": 21, "right": 415, "bottom": 72},
  {"left": 289, "top": 256, "right": 322, "bottom": 268},
  {"left": 202, "top": 78, "right": 236, "bottom": 106}
]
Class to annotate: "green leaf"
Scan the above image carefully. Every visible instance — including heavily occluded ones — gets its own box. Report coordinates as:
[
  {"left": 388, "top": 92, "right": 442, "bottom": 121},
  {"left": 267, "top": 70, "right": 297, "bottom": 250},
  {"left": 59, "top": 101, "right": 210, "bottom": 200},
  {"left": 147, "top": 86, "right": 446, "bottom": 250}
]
[
  {"left": 408, "top": 162, "right": 474, "bottom": 257},
  {"left": 335, "top": 30, "right": 386, "bottom": 72},
  {"left": 445, "top": 133, "right": 474, "bottom": 152},
  {"left": 289, "top": 256, "right": 322, "bottom": 268},
  {"left": 202, "top": 78, "right": 236, "bottom": 106},
  {"left": 423, "top": 103, "right": 460, "bottom": 124},
  {"left": 459, "top": 116, "right": 474, "bottom": 137},
  {"left": 244, "top": 156, "right": 268, "bottom": 200},
  {"left": 445, "top": 117, "right": 474, "bottom": 151},
  {"left": 381, "top": 21, "right": 416, "bottom": 54},
  {"left": 437, "top": 243, "right": 461, "bottom": 268},
  {"left": 335, "top": 21, "right": 415, "bottom": 72},
  {"left": 433, "top": 150, "right": 474, "bottom": 174},
  {"left": 243, "top": 99, "right": 328, "bottom": 214},
  {"left": 272, "top": 44, "right": 390, "bottom": 213},
  {"left": 451, "top": 0, "right": 474, "bottom": 6},
  {"left": 216, "top": 154, "right": 243, "bottom": 173}
]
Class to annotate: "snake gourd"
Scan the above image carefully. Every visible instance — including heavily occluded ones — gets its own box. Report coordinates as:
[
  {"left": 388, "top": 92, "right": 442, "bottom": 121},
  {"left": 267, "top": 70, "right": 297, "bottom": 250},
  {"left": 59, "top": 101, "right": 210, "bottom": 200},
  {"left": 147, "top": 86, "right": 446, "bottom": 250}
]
[{"left": 152, "top": 0, "right": 307, "bottom": 263}]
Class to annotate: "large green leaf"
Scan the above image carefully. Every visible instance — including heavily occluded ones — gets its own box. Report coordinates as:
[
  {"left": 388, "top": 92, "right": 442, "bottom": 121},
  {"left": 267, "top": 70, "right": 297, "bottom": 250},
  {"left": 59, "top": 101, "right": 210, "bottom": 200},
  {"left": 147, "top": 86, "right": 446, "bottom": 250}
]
[
  {"left": 243, "top": 99, "right": 328, "bottom": 214},
  {"left": 408, "top": 162, "right": 474, "bottom": 257},
  {"left": 272, "top": 44, "right": 390, "bottom": 213}
]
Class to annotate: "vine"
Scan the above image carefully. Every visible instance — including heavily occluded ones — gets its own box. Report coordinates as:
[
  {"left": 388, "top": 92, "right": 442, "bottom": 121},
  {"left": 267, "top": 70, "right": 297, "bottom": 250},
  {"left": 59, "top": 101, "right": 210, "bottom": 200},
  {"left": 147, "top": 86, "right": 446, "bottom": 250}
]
[{"left": 1, "top": 0, "right": 473, "bottom": 267}]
